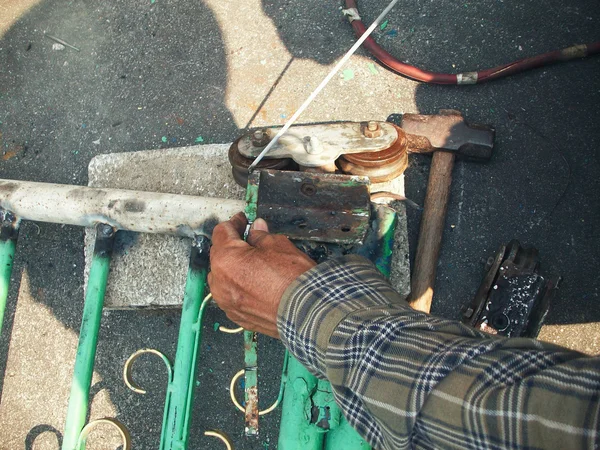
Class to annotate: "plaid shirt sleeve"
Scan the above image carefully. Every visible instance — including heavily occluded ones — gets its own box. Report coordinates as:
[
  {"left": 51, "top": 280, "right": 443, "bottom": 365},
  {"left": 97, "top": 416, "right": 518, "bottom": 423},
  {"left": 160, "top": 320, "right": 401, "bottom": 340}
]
[{"left": 277, "top": 255, "right": 600, "bottom": 450}]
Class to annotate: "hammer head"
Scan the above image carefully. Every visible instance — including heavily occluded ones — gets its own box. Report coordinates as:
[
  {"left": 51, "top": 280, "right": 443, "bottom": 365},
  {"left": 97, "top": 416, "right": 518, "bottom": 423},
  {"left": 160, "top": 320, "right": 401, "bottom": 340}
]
[{"left": 401, "top": 110, "right": 495, "bottom": 162}]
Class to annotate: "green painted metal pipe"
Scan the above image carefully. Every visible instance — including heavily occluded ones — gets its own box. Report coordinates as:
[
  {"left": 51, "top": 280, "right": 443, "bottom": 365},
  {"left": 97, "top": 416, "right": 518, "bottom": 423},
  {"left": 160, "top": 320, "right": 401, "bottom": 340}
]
[
  {"left": 324, "top": 419, "right": 371, "bottom": 449},
  {"left": 62, "top": 224, "right": 116, "bottom": 450},
  {"left": 0, "top": 210, "right": 19, "bottom": 337},
  {"left": 243, "top": 170, "right": 260, "bottom": 436},
  {"left": 324, "top": 389, "right": 370, "bottom": 449},
  {"left": 278, "top": 354, "right": 369, "bottom": 450},
  {"left": 160, "top": 235, "right": 210, "bottom": 450},
  {"left": 372, "top": 205, "right": 397, "bottom": 278},
  {"left": 278, "top": 355, "right": 324, "bottom": 449},
  {"left": 278, "top": 205, "right": 397, "bottom": 449}
]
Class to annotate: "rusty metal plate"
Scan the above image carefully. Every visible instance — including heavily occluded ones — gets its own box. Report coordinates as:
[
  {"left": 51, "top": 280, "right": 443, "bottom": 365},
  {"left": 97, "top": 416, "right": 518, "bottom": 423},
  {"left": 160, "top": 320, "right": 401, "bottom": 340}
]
[{"left": 256, "top": 170, "right": 370, "bottom": 244}]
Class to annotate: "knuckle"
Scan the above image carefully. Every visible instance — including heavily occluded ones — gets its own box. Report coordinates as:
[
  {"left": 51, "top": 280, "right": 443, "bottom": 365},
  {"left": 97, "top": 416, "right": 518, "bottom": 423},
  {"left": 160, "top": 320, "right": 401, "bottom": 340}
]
[
  {"left": 211, "top": 223, "right": 227, "bottom": 241},
  {"left": 274, "top": 235, "right": 291, "bottom": 245}
]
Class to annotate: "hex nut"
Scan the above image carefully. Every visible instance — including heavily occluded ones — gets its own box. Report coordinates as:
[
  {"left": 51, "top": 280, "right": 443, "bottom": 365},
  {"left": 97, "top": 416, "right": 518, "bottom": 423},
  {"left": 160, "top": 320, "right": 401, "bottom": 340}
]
[
  {"left": 251, "top": 128, "right": 271, "bottom": 147},
  {"left": 363, "top": 121, "right": 383, "bottom": 138}
]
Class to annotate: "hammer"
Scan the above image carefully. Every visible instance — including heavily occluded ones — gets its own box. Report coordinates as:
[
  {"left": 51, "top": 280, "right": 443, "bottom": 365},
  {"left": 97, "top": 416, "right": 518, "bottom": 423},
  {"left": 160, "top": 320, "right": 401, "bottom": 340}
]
[{"left": 402, "top": 110, "right": 495, "bottom": 313}]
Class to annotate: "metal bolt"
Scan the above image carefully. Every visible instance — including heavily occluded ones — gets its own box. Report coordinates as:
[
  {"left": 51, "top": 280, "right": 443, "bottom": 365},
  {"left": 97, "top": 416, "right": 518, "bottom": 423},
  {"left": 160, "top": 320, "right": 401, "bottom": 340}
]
[
  {"left": 98, "top": 223, "right": 114, "bottom": 236},
  {"left": 300, "top": 183, "right": 317, "bottom": 196},
  {"left": 303, "top": 135, "right": 323, "bottom": 155},
  {"left": 251, "top": 129, "right": 270, "bottom": 147},
  {"left": 363, "top": 121, "right": 382, "bottom": 138}
]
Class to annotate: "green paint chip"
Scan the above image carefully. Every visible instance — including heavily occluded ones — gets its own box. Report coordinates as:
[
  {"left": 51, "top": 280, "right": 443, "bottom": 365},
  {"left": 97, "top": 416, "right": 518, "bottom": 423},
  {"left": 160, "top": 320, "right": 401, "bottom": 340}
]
[
  {"left": 213, "top": 321, "right": 220, "bottom": 332},
  {"left": 161, "top": 136, "right": 167, "bottom": 143},
  {"left": 367, "top": 62, "right": 379, "bottom": 75},
  {"left": 195, "top": 136, "right": 204, "bottom": 143},
  {"left": 380, "top": 20, "right": 389, "bottom": 31},
  {"left": 342, "top": 69, "right": 355, "bottom": 81}
]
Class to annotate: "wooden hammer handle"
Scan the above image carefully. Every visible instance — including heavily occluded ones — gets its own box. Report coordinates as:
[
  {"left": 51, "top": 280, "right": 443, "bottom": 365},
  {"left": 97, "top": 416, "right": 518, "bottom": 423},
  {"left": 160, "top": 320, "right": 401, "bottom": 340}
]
[{"left": 409, "top": 151, "right": 456, "bottom": 313}]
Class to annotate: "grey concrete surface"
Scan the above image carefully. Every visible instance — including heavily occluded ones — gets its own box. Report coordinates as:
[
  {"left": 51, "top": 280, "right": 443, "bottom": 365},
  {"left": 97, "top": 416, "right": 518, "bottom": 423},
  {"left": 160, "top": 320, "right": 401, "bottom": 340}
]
[
  {"left": 85, "top": 144, "right": 245, "bottom": 309},
  {"left": 85, "top": 143, "right": 409, "bottom": 309},
  {"left": 1, "top": 0, "right": 599, "bottom": 448}
]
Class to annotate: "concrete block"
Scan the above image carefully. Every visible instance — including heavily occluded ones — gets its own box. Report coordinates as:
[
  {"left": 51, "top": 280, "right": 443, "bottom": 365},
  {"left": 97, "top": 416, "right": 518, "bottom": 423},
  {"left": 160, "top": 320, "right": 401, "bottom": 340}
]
[{"left": 85, "top": 144, "right": 410, "bottom": 308}]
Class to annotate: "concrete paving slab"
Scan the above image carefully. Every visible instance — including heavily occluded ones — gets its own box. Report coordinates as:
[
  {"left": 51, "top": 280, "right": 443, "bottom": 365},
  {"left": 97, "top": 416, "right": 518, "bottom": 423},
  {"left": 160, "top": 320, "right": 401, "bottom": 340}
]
[
  {"left": 1, "top": 0, "right": 599, "bottom": 448},
  {"left": 85, "top": 144, "right": 244, "bottom": 309},
  {"left": 85, "top": 143, "right": 410, "bottom": 308}
]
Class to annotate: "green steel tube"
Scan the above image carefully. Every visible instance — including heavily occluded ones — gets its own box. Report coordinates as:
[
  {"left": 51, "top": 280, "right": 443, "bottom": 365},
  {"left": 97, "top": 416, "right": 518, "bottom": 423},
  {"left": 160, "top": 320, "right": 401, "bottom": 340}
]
[
  {"left": 161, "top": 235, "right": 210, "bottom": 450},
  {"left": 278, "top": 355, "right": 324, "bottom": 450},
  {"left": 243, "top": 170, "right": 260, "bottom": 436},
  {"left": 278, "top": 354, "right": 369, "bottom": 449},
  {"left": 324, "top": 395, "right": 369, "bottom": 449},
  {"left": 324, "top": 419, "right": 371, "bottom": 450},
  {"left": 0, "top": 210, "right": 19, "bottom": 337},
  {"left": 372, "top": 205, "right": 397, "bottom": 278},
  {"left": 278, "top": 205, "right": 397, "bottom": 449},
  {"left": 62, "top": 224, "right": 116, "bottom": 450}
]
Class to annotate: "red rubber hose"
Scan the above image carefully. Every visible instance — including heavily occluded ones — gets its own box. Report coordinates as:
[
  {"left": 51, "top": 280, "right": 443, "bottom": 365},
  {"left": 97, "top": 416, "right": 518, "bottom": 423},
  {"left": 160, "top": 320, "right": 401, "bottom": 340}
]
[{"left": 344, "top": 0, "right": 600, "bottom": 85}]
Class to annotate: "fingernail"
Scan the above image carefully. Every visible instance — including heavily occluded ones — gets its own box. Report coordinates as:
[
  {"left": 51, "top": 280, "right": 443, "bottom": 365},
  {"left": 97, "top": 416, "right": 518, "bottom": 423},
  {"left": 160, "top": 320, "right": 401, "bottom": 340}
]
[{"left": 251, "top": 218, "right": 269, "bottom": 232}]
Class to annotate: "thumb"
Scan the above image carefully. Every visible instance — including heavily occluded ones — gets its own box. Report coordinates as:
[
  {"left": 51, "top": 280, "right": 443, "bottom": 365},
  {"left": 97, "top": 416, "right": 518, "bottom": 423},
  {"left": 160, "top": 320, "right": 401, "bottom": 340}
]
[
  {"left": 251, "top": 218, "right": 269, "bottom": 232},
  {"left": 247, "top": 219, "right": 270, "bottom": 247}
]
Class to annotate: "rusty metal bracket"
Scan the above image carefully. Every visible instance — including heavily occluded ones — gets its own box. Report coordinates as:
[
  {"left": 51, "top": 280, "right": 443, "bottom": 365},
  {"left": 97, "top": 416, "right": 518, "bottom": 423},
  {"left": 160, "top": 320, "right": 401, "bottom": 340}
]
[{"left": 255, "top": 170, "right": 371, "bottom": 245}]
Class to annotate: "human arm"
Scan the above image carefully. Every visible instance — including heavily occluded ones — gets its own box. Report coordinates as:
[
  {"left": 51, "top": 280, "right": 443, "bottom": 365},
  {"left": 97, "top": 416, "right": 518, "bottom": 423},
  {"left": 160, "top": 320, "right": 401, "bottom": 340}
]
[
  {"left": 207, "top": 212, "right": 315, "bottom": 338},
  {"left": 280, "top": 255, "right": 600, "bottom": 450},
  {"left": 208, "top": 214, "right": 600, "bottom": 450}
]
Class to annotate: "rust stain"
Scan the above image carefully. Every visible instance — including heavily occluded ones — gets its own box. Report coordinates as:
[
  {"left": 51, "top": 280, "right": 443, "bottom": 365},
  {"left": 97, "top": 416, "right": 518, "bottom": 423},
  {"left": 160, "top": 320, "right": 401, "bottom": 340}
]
[
  {"left": 245, "top": 386, "right": 259, "bottom": 433},
  {"left": 2, "top": 144, "right": 24, "bottom": 161},
  {"left": 0, "top": 182, "right": 18, "bottom": 195},
  {"left": 175, "top": 116, "right": 185, "bottom": 126},
  {"left": 2, "top": 151, "right": 17, "bottom": 161}
]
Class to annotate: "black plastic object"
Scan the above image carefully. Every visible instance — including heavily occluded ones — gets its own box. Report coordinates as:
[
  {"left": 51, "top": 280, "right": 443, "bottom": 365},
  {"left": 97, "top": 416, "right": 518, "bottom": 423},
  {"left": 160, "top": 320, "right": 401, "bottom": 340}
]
[{"left": 462, "top": 240, "right": 561, "bottom": 338}]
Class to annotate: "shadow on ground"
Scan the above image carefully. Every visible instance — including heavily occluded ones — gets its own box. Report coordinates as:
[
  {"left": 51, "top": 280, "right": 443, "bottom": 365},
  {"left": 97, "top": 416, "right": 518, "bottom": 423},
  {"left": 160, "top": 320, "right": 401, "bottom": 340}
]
[
  {"left": 1, "top": 0, "right": 599, "bottom": 448},
  {"left": 0, "top": 1, "right": 277, "bottom": 449}
]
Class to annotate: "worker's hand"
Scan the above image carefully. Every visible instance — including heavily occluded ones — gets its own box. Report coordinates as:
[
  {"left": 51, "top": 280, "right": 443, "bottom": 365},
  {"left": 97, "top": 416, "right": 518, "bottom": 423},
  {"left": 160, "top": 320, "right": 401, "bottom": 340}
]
[{"left": 208, "top": 212, "right": 316, "bottom": 338}]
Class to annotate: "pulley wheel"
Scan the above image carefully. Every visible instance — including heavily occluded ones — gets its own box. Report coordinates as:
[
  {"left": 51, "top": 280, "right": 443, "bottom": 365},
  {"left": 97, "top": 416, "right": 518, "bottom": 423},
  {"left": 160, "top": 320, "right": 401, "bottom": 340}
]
[
  {"left": 337, "top": 124, "right": 408, "bottom": 183},
  {"left": 228, "top": 136, "right": 296, "bottom": 187}
]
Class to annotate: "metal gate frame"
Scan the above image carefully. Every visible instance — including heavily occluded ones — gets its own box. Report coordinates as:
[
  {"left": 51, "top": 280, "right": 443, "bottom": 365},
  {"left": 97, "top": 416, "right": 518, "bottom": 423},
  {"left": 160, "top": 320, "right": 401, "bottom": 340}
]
[{"left": 0, "top": 176, "right": 396, "bottom": 449}]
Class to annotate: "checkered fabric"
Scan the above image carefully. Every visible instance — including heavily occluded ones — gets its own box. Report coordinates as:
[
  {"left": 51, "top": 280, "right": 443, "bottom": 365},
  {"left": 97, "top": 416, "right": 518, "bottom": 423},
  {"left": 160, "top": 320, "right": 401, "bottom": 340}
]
[{"left": 278, "top": 255, "right": 600, "bottom": 450}]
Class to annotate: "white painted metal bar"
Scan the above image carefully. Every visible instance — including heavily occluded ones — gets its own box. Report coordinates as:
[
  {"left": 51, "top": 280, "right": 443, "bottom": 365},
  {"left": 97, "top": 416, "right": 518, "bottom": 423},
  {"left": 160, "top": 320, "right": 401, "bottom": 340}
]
[{"left": 0, "top": 179, "right": 245, "bottom": 237}]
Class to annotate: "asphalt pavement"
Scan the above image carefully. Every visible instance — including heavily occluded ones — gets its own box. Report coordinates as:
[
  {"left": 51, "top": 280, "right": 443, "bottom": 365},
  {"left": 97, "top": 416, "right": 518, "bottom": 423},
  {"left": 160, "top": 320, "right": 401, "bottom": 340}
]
[{"left": 1, "top": 0, "right": 599, "bottom": 448}]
